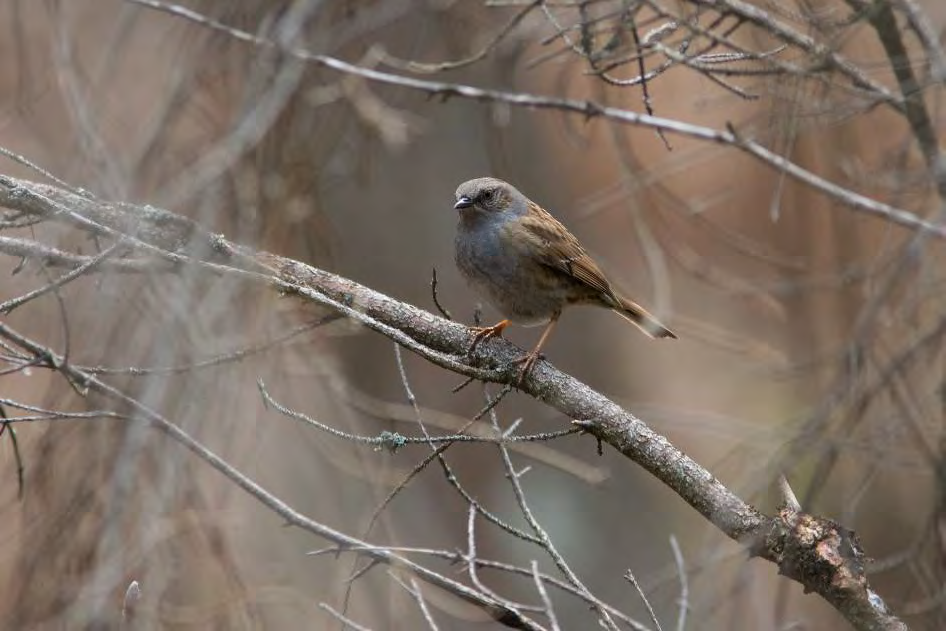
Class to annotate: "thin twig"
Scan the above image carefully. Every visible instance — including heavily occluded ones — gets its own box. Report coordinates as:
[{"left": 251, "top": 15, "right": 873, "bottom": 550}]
[
  {"left": 624, "top": 570, "right": 663, "bottom": 631},
  {"left": 430, "top": 267, "right": 453, "bottom": 321},
  {"left": 669, "top": 535, "right": 689, "bottom": 631}
]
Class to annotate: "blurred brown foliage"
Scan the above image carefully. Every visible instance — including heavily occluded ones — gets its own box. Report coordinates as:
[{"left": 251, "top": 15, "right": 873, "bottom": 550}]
[{"left": 0, "top": 0, "right": 944, "bottom": 629}]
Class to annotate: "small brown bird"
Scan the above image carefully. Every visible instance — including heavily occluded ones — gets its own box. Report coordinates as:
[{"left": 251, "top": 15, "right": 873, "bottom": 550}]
[{"left": 453, "top": 177, "right": 675, "bottom": 382}]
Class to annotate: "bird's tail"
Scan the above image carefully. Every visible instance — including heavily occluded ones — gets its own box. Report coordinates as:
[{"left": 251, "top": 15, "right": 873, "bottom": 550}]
[{"left": 612, "top": 295, "right": 677, "bottom": 339}]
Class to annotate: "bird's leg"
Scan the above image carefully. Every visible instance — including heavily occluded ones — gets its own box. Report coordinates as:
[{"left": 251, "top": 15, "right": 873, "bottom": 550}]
[
  {"left": 511, "top": 315, "right": 559, "bottom": 385},
  {"left": 468, "top": 319, "right": 510, "bottom": 353}
]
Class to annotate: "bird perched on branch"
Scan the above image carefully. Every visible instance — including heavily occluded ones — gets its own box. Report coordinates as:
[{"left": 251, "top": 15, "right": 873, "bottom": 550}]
[{"left": 452, "top": 176, "right": 675, "bottom": 383}]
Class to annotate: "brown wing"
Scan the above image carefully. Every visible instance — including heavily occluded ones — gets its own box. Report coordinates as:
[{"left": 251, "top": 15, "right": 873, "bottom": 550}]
[{"left": 514, "top": 200, "right": 618, "bottom": 300}]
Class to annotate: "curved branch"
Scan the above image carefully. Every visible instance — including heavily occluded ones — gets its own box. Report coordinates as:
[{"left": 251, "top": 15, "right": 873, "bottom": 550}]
[{"left": 0, "top": 175, "right": 908, "bottom": 630}]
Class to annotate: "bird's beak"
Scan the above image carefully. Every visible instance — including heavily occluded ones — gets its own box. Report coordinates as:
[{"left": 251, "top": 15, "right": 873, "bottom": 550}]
[{"left": 454, "top": 196, "right": 473, "bottom": 210}]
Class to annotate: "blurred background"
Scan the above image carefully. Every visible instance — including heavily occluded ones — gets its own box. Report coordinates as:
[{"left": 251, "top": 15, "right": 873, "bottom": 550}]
[{"left": 0, "top": 0, "right": 944, "bottom": 629}]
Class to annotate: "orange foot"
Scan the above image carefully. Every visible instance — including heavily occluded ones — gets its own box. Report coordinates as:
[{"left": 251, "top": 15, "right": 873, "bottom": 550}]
[
  {"left": 510, "top": 349, "right": 544, "bottom": 386},
  {"left": 468, "top": 319, "right": 510, "bottom": 354}
]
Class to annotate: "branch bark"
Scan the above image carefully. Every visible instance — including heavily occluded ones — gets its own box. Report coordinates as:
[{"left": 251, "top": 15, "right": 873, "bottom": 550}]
[{"left": 0, "top": 175, "right": 908, "bottom": 630}]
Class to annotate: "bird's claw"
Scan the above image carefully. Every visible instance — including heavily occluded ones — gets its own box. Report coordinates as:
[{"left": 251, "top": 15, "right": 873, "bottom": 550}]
[
  {"left": 510, "top": 351, "right": 544, "bottom": 386},
  {"left": 467, "top": 320, "right": 509, "bottom": 354}
]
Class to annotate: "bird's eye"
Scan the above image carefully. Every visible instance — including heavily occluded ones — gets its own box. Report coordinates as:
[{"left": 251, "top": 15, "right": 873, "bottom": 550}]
[{"left": 483, "top": 189, "right": 494, "bottom": 201}]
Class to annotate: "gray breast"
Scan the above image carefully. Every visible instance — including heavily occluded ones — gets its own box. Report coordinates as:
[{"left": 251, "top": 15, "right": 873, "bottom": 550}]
[{"left": 455, "top": 217, "right": 561, "bottom": 326}]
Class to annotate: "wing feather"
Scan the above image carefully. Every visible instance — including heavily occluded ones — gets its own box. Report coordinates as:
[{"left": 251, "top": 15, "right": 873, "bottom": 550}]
[{"left": 514, "top": 201, "right": 617, "bottom": 300}]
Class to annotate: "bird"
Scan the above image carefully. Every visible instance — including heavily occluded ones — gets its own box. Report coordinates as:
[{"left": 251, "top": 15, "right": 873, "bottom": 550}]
[{"left": 452, "top": 176, "right": 675, "bottom": 383}]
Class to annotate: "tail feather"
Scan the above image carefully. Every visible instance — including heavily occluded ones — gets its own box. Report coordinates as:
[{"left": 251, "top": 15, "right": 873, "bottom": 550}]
[{"left": 612, "top": 295, "right": 676, "bottom": 339}]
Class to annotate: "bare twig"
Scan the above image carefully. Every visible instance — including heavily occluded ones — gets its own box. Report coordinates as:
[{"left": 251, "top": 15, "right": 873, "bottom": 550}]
[
  {"left": 624, "top": 570, "right": 663, "bottom": 631},
  {"left": 0, "top": 321, "right": 544, "bottom": 630},
  {"left": 669, "top": 535, "right": 689, "bottom": 631},
  {"left": 123, "top": 0, "right": 942, "bottom": 240}
]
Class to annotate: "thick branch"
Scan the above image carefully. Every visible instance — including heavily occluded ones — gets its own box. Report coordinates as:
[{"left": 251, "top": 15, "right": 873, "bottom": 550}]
[{"left": 0, "top": 175, "right": 907, "bottom": 630}]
